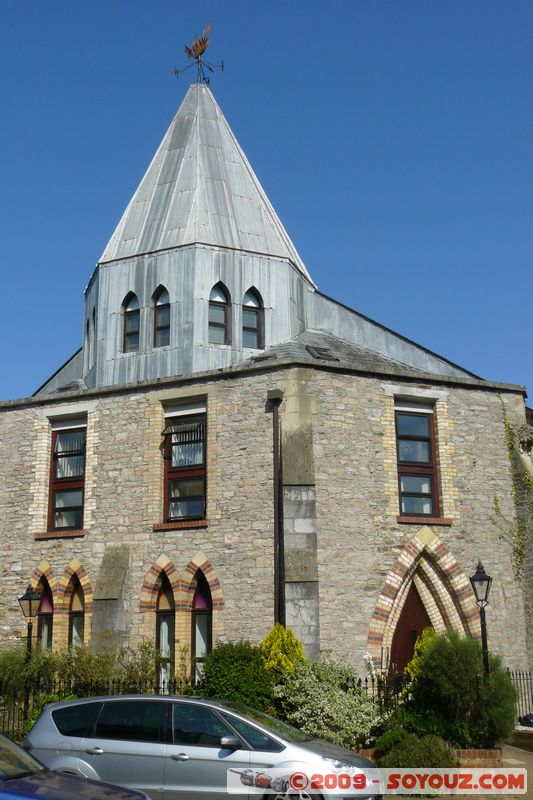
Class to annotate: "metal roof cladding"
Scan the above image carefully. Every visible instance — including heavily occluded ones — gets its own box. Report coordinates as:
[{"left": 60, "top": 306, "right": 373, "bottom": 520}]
[{"left": 99, "top": 83, "right": 315, "bottom": 286}]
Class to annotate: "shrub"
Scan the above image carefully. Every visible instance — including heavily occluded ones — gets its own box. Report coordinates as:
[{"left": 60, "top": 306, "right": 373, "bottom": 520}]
[
  {"left": 401, "top": 630, "right": 517, "bottom": 748},
  {"left": 374, "top": 725, "right": 409, "bottom": 754},
  {"left": 260, "top": 624, "right": 305, "bottom": 685},
  {"left": 199, "top": 641, "right": 273, "bottom": 710},
  {"left": 274, "top": 657, "right": 384, "bottom": 750},
  {"left": 379, "top": 733, "right": 458, "bottom": 768},
  {"left": 0, "top": 641, "right": 189, "bottom": 700}
]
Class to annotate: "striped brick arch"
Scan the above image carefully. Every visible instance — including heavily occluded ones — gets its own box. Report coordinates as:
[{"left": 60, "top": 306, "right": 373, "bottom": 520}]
[
  {"left": 367, "top": 526, "right": 479, "bottom": 671},
  {"left": 182, "top": 551, "right": 224, "bottom": 610},
  {"left": 139, "top": 552, "right": 224, "bottom": 612},
  {"left": 140, "top": 554, "right": 180, "bottom": 612},
  {"left": 32, "top": 560, "right": 57, "bottom": 594},
  {"left": 57, "top": 559, "right": 94, "bottom": 613}
]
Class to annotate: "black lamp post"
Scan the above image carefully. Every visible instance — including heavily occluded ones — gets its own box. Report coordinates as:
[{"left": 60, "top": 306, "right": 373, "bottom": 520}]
[
  {"left": 470, "top": 562, "right": 493, "bottom": 677},
  {"left": 18, "top": 585, "right": 42, "bottom": 661}
]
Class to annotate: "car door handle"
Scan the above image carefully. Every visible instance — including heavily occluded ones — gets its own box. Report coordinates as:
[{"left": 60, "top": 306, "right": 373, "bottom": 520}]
[
  {"left": 170, "top": 753, "right": 190, "bottom": 761},
  {"left": 85, "top": 747, "right": 104, "bottom": 755}
]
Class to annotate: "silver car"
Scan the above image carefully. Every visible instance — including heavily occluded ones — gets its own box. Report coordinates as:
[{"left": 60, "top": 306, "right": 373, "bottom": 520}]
[{"left": 24, "top": 695, "right": 380, "bottom": 800}]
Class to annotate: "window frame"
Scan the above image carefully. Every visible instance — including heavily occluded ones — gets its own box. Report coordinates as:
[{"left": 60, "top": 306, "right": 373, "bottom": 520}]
[
  {"left": 123, "top": 294, "right": 140, "bottom": 353},
  {"left": 68, "top": 578, "right": 85, "bottom": 647},
  {"left": 163, "top": 413, "right": 207, "bottom": 522},
  {"left": 37, "top": 581, "right": 54, "bottom": 651},
  {"left": 153, "top": 287, "right": 170, "bottom": 348},
  {"left": 242, "top": 289, "right": 264, "bottom": 350},
  {"left": 208, "top": 284, "right": 231, "bottom": 345},
  {"left": 48, "top": 426, "right": 86, "bottom": 532},
  {"left": 395, "top": 409, "right": 440, "bottom": 518}
]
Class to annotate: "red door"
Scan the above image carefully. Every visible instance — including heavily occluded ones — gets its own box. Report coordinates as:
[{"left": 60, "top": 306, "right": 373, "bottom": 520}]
[{"left": 389, "top": 583, "right": 432, "bottom": 674}]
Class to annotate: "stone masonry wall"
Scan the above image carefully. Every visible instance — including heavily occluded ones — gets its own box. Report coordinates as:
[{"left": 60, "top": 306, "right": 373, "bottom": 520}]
[
  {"left": 0, "top": 368, "right": 530, "bottom": 673},
  {"left": 309, "top": 372, "right": 528, "bottom": 670}
]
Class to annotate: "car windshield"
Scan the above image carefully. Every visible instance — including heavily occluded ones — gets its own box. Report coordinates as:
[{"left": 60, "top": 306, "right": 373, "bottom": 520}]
[
  {"left": 217, "top": 702, "right": 312, "bottom": 742},
  {"left": 0, "top": 734, "right": 44, "bottom": 780}
]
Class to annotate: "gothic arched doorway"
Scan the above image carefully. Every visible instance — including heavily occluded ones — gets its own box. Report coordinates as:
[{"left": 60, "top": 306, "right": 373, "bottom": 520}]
[{"left": 389, "top": 582, "right": 432, "bottom": 674}]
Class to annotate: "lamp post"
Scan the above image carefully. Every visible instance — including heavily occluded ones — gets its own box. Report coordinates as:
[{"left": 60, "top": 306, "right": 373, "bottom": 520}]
[
  {"left": 18, "top": 585, "right": 42, "bottom": 661},
  {"left": 469, "top": 562, "right": 493, "bottom": 677}
]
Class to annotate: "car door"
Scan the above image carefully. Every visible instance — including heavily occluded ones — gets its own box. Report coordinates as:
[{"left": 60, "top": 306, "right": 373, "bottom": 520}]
[
  {"left": 79, "top": 698, "right": 169, "bottom": 800},
  {"left": 163, "top": 702, "right": 250, "bottom": 800},
  {"left": 218, "top": 712, "right": 290, "bottom": 793}
]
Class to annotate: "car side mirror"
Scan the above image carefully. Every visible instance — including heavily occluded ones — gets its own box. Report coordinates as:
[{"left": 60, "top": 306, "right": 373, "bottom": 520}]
[{"left": 220, "top": 735, "right": 241, "bottom": 749}]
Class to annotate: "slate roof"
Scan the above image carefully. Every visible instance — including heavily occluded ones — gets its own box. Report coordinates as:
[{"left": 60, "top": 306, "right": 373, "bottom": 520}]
[
  {"left": 99, "top": 83, "right": 314, "bottom": 285},
  {"left": 246, "top": 329, "right": 435, "bottom": 379}
]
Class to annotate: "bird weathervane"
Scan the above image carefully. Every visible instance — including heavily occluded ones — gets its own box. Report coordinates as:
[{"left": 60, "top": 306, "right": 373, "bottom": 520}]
[{"left": 174, "top": 24, "right": 224, "bottom": 85}]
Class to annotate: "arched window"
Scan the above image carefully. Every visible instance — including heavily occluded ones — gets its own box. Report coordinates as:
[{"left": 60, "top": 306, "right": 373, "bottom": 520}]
[
  {"left": 242, "top": 289, "right": 264, "bottom": 349},
  {"left": 153, "top": 286, "right": 170, "bottom": 348},
  {"left": 191, "top": 571, "right": 212, "bottom": 683},
  {"left": 123, "top": 293, "right": 140, "bottom": 353},
  {"left": 91, "top": 308, "right": 96, "bottom": 366},
  {"left": 156, "top": 574, "right": 175, "bottom": 691},
  {"left": 84, "top": 319, "right": 90, "bottom": 372},
  {"left": 68, "top": 575, "right": 85, "bottom": 647},
  {"left": 37, "top": 579, "right": 53, "bottom": 651},
  {"left": 208, "top": 283, "right": 230, "bottom": 345}
]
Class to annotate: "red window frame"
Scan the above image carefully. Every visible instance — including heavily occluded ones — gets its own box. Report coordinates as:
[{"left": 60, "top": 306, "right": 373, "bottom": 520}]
[
  {"left": 395, "top": 410, "right": 440, "bottom": 518},
  {"left": 163, "top": 414, "right": 206, "bottom": 522},
  {"left": 48, "top": 427, "right": 86, "bottom": 532}
]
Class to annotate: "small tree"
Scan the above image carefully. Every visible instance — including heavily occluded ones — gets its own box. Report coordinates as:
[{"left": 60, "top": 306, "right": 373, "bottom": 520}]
[
  {"left": 260, "top": 623, "right": 305, "bottom": 685},
  {"left": 400, "top": 630, "right": 517, "bottom": 748},
  {"left": 199, "top": 641, "right": 273, "bottom": 710}
]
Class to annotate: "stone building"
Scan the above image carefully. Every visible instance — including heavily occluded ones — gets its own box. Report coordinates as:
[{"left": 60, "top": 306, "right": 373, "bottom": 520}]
[{"left": 1, "top": 82, "right": 532, "bottom": 675}]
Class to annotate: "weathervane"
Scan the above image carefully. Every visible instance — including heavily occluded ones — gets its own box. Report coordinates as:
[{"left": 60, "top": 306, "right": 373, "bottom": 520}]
[{"left": 174, "top": 24, "right": 223, "bottom": 85}]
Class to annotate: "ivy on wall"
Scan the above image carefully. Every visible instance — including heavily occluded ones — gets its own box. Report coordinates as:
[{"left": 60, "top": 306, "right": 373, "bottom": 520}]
[{"left": 491, "top": 397, "right": 533, "bottom": 582}]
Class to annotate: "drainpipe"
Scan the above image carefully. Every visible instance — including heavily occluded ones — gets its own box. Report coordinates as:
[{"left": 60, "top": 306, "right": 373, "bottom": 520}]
[{"left": 267, "top": 389, "right": 285, "bottom": 626}]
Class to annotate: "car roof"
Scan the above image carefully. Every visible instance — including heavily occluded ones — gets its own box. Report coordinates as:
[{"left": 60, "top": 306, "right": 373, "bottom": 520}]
[{"left": 45, "top": 695, "right": 234, "bottom": 711}]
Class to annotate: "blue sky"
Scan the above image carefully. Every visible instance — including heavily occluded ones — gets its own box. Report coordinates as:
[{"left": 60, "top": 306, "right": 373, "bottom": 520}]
[{"left": 0, "top": 1, "right": 531, "bottom": 401}]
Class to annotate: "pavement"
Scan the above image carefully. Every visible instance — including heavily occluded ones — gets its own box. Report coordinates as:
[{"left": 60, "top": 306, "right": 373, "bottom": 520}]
[{"left": 382, "top": 745, "right": 533, "bottom": 800}]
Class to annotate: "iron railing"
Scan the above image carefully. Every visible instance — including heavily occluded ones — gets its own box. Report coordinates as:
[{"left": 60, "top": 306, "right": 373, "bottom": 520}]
[
  {"left": 2, "top": 670, "right": 531, "bottom": 742},
  {"left": 0, "top": 677, "right": 186, "bottom": 741},
  {"left": 508, "top": 670, "right": 533, "bottom": 722}
]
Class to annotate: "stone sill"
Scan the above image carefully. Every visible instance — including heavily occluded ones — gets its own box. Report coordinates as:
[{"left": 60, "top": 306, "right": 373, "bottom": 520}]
[
  {"left": 35, "top": 529, "right": 85, "bottom": 540},
  {"left": 397, "top": 515, "right": 453, "bottom": 526},
  {"left": 153, "top": 520, "right": 208, "bottom": 531}
]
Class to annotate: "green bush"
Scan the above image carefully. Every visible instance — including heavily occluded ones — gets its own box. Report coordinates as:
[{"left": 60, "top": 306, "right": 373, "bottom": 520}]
[
  {"left": 199, "top": 641, "right": 273, "bottom": 710},
  {"left": 374, "top": 724, "right": 409, "bottom": 754},
  {"left": 0, "top": 641, "right": 189, "bottom": 701},
  {"left": 274, "top": 657, "right": 384, "bottom": 750},
  {"left": 401, "top": 630, "right": 517, "bottom": 748},
  {"left": 379, "top": 733, "right": 458, "bottom": 768},
  {"left": 260, "top": 624, "right": 305, "bottom": 685}
]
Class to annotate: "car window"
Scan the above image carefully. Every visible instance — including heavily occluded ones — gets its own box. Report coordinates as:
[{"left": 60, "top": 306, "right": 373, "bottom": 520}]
[
  {"left": 0, "top": 734, "right": 44, "bottom": 780},
  {"left": 52, "top": 702, "right": 102, "bottom": 737},
  {"left": 216, "top": 701, "right": 312, "bottom": 742},
  {"left": 220, "top": 713, "right": 284, "bottom": 752},
  {"left": 173, "top": 704, "right": 234, "bottom": 747},
  {"left": 94, "top": 700, "right": 169, "bottom": 743}
]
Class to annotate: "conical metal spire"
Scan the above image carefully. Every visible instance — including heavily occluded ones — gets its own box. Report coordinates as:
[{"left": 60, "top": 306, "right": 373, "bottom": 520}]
[{"left": 100, "top": 84, "right": 314, "bottom": 286}]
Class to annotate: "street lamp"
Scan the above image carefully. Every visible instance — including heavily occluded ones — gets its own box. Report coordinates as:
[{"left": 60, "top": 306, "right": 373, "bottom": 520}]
[
  {"left": 469, "top": 562, "right": 492, "bottom": 676},
  {"left": 18, "top": 585, "right": 42, "bottom": 661}
]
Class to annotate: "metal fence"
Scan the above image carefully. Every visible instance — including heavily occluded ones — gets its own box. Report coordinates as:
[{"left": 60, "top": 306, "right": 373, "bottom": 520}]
[
  {"left": 358, "top": 674, "right": 404, "bottom": 712},
  {"left": 0, "top": 677, "right": 185, "bottom": 741},
  {"left": 2, "top": 670, "right": 531, "bottom": 743},
  {"left": 508, "top": 670, "right": 533, "bottom": 722}
]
